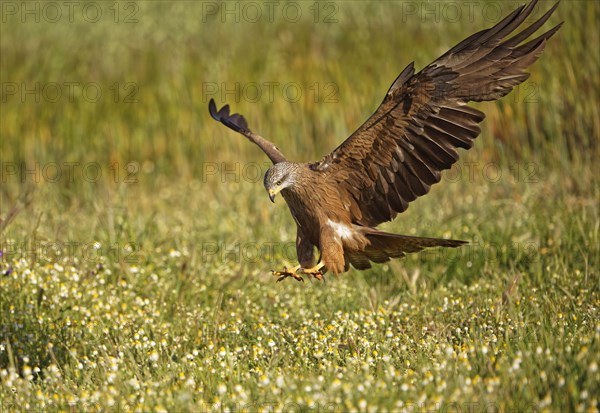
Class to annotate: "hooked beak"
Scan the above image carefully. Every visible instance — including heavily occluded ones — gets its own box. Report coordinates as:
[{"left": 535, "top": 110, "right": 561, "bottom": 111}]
[{"left": 268, "top": 188, "right": 277, "bottom": 203}]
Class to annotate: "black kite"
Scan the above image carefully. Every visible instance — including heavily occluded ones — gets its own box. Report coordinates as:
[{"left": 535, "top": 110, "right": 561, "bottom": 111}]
[{"left": 209, "top": 0, "right": 561, "bottom": 281}]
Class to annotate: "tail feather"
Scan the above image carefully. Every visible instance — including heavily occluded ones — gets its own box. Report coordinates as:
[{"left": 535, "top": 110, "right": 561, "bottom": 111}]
[
  {"left": 367, "top": 231, "right": 467, "bottom": 252},
  {"left": 344, "top": 230, "right": 466, "bottom": 270}
]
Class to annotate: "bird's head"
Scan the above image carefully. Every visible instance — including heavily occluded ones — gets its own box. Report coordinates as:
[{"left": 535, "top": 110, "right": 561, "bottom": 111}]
[{"left": 264, "top": 162, "right": 298, "bottom": 203}]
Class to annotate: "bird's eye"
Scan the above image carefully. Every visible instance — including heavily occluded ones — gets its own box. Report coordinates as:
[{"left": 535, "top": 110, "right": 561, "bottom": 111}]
[{"left": 276, "top": 180, "right": 282, "bottom": 186}]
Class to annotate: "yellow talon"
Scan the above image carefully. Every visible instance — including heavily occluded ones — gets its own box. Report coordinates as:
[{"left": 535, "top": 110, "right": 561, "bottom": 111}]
[
  {"left": 271, "top": 263, "right": 326, "bottom": 282},
  {"left": 271, "top": 265, "right": 303, "bottom": 282},
  {"left": 299, "top": 263, "right": 326, "bottom": 281}
]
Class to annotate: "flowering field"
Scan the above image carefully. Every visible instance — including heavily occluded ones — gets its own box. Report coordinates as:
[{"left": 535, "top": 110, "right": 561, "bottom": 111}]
[{"left": 1, "top": 1, "right": 599, "bottom": 412}]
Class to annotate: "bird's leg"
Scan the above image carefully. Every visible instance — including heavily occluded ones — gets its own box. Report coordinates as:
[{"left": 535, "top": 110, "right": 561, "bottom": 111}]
[
  {"left": 271, "top": 265, "right": 304, "bottom": 283},
  {"left": 299, "top": 262, "right": 326, "bottom": 281}
]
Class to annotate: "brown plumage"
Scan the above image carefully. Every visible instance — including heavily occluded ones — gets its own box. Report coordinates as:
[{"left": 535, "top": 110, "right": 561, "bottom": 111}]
[{"left": 209, "top": 0, "right": 562, "bottom": 280}]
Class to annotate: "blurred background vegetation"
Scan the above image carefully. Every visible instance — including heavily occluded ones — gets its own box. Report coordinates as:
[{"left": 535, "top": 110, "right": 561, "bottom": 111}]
[{"left": 1, "top": 0, "right": 598, "bottom": 186}]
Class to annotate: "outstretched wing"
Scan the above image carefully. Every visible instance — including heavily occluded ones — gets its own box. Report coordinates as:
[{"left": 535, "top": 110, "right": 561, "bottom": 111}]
[
  {"left": 312, "top": 0, "right": 562, "bottom": 227},
  {"left": 209, "top": 99, "right": 287, "bottom": 164}
]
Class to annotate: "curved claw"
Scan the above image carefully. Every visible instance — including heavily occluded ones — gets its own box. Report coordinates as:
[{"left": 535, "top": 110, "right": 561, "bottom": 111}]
[{"left": 271, "top": 266, "right": 304, "bottom": 283}]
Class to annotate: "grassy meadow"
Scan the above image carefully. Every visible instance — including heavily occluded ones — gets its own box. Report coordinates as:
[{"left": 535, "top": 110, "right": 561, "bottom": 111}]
[{"left": 1, "top": 0, "right": 599, "bottom": 411}]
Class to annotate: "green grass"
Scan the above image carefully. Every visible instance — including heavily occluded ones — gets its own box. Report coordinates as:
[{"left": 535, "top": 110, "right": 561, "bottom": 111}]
[{"left": 1, "top": 1, "right": 599, "bottom": 411}]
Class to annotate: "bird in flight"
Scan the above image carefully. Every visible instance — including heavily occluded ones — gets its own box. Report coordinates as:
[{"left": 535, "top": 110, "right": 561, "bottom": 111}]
[{"left": 209, "top": 0, "right": 561, "bottom": 282}]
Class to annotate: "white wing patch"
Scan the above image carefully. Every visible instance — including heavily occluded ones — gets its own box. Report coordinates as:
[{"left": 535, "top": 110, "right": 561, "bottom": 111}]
[{"left": 327, "top": 219, "right": 353, "bottom": 240}]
